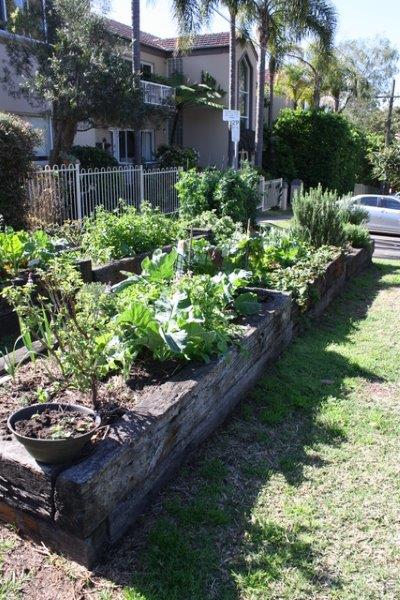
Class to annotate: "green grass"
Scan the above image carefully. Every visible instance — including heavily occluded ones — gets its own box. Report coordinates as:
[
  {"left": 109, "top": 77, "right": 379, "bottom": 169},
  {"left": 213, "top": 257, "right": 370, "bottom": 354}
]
[
  {"left": 0, "top": 539, "right": 28, "bottom": 599},
  {"left": 123, "top": 260, "right": 400, "bottom": 600}
]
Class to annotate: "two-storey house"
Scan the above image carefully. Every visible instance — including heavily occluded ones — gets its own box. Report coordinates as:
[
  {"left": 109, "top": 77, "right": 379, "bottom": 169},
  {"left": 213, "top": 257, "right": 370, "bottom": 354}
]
[{"left": 0, "top": 3, "right": 258, "bottom": 167}]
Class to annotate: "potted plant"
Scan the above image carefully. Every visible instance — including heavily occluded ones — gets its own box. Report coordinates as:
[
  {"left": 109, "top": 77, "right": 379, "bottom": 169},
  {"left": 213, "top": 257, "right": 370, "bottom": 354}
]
[{"left": 8, "top": 403, "right": 100, "bottom": 464}]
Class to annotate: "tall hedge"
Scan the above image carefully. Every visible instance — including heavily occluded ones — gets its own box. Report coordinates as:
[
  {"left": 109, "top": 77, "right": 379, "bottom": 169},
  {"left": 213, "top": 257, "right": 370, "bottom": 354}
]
[
  {"left": 267, "top": 109, "right": 366, "bottom": 195},
  {"left": 0, "top": 113, "right": 40, "bottom": 228}
]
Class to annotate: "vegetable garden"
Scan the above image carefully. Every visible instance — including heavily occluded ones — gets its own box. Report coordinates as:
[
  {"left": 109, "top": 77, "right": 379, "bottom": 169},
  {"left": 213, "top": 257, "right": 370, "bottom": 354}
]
[{"left": 0, "top": 173, "right": 374, "bottom": 565}]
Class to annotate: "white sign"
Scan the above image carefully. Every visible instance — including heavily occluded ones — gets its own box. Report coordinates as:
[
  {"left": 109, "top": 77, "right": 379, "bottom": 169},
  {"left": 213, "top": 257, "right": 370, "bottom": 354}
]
[
  {"left": 223, "top": 109, "right": 240, "bottom": 122},
  {"left": 231, "top": 119, "right": 240, "bottom": 143}
]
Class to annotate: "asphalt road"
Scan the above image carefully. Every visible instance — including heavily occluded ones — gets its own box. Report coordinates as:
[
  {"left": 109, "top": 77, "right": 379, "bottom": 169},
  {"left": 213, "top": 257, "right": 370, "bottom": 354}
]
[{"left": 371, "top": 233, "right": 400, "bottom": 260}]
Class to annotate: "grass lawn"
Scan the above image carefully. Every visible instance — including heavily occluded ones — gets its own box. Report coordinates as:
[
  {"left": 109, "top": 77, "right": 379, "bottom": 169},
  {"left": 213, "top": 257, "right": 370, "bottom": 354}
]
[{"left": 1, "top": 259, "right": 400, "bottom": 599}]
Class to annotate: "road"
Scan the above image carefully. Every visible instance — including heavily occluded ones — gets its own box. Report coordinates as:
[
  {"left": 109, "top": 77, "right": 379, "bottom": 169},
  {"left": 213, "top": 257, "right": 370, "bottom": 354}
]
[
  {"left": 258, "top": 214, "right": 400, "bottom": 261},
  {"left": 372, "top": 233, "right": 400, "bottom": 260}
]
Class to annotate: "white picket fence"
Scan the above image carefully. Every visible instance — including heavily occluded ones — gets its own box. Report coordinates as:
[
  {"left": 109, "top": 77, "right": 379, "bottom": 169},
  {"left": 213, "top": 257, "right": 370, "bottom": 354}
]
[
  {"left": 258, "top": 177, "right": 285, "bottom": 211},
  {"left": 27, "top": 164, "right": 182, "bottom": 224}
]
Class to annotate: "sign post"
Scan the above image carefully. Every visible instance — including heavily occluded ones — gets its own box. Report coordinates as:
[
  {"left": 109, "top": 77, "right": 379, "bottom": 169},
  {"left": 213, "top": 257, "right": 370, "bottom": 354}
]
[{"left": 223, "top": 109, "right": 241, "bottom": 170}]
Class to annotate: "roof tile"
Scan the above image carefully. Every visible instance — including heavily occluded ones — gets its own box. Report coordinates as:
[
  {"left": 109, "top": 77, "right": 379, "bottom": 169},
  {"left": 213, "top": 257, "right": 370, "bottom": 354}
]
[{"left": 106, "top": 18, "right": 230, "bottom": 52}]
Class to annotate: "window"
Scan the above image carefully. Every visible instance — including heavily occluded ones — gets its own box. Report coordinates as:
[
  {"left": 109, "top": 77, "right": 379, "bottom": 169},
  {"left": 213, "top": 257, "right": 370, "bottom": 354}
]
[
  {"left": 119, "top": 130, "right": 135, "bottom": 163},
  {"left": 0, "top": 0, "right": 7, "bottom": 21},
  {"left": 110, "top": 129, "right": 135, "bottom": 163},
  {"left": 141, "top": 61, "right": 154, "bottom": 81},
  {"left": 25, "top": 116, "right": 52, "bottom": 160},
  {"left": 238, "top": 57, "right": 251, "bottom": 128},
  {"left": 359, "top": 197, "right": 378, "bottom": 207},
  {"left": 141, "top": 130, "right": 155, "bottom": 163},
  {"left": 381, "top": 198, "right": 400, "bottom": 210}
]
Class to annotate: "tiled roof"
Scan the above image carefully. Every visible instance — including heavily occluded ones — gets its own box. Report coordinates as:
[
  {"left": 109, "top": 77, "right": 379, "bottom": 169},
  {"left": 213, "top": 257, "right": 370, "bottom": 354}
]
[
  {"left": 162, "top": 32, "right": 230, "bottom": 50},
  {"left": 106, "top": 18, "right": 230, "bottom": 52}
]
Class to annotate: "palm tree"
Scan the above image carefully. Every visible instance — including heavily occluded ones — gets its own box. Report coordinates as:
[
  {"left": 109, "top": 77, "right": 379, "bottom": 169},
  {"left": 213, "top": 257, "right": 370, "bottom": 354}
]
[
  {"left": 275, "top": 63, "right": 312, "bottom": 109},
  {"left": 131, "top": 0, "right": 142, "bottom": 165},
  {"left": 246, "top": 0, "right": 337, "bottom": 167},
  {"left": 172, "top": 0, "right": 251, "bottom": 166}
]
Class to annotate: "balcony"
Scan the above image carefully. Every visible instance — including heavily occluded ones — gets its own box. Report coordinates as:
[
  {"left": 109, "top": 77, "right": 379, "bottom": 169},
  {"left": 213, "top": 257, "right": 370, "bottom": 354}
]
[{"left": 141, "top": 81, "right": 175, "bottom": 106}]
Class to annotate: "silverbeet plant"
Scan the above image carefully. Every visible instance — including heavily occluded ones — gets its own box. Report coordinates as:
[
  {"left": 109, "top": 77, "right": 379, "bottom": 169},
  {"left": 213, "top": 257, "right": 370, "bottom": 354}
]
[{"left": 108, "top": 249, "right": 260, "bottom": 364}]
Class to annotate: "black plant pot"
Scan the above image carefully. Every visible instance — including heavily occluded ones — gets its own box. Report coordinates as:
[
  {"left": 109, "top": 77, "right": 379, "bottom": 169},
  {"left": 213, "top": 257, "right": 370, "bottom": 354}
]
[{"left": 8, "top": 403, "right": 101, "bottom": 465}]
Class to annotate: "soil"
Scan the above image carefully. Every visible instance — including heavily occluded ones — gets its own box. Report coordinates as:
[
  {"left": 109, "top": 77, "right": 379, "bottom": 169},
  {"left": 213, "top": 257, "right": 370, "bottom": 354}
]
[
  {"left": 13, "top": 406, "right": 96, "bottom": 440},
  {"left": 0, "top": 353, "right": 186, "bottom": 440}
]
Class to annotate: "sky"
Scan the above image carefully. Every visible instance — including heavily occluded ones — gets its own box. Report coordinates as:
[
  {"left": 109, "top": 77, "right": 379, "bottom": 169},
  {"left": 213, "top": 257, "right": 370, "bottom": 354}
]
[{"left": 107, "top": 0, "right": 400, "bottom": 51}]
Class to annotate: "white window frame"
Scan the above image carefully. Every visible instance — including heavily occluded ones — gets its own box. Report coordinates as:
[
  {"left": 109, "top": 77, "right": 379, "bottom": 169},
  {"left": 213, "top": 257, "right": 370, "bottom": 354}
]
[
  {"left": 110, "top": 128, "right": 136, "bottom": 164},
  {"left": 238, "top": 56, "right": 251, "bottom": 129},
  {"left": 140, "top": 61, "right": 154, "bottom": 73},
  {"left": 141, "top": 129, "right": 155, "bottom": 164},
  {"left": 24, "top": 114, "right": 52, "bottom": 161},
  {"left": 0, "top": 0, "right": 7, "bottom": 21}
]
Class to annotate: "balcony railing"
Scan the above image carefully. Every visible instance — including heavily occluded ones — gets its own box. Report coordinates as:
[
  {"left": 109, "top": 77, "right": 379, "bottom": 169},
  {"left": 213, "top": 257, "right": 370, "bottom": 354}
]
[{"left": 141, "top": 81, "right": 175, "bottom": 106}]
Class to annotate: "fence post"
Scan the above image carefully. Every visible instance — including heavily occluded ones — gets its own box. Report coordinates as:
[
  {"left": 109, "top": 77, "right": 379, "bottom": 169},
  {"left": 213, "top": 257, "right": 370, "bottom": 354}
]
[
  {"left": 75, "top": 163, "right": 83, "bottom": 222},
  {"left": 139, "top": 165, "right": 144, "bottom": 204}
]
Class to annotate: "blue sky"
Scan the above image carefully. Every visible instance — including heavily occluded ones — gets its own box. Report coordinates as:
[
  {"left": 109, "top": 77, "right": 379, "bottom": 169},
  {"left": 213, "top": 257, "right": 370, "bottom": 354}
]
[{"left": 108, "top": 0, "right": 400, "bottom": 51}]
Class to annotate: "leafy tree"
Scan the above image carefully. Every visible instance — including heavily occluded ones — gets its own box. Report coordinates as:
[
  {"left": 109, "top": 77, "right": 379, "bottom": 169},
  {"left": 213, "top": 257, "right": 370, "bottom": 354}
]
[
  {"left": 3, "top": 0, "right": 145, "bottom": 164},
  {"left": 244, "top": 0, "right": 337, "bottom": 167},
  {"left": 337, "top": 37, "right": 399, "bottom": 128},
  {"left": 269, "top": 109, "right": 367, "bottom": 194},
  {"left": 370, "top": 142, "right": 400, "bottom": 191}
]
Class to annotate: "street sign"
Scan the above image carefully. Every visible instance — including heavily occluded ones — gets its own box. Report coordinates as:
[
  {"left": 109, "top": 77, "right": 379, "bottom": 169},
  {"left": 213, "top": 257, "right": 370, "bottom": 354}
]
[
  {"left": 231, "top": 119, "right": 240, "bottom": 143},
  {"left": 223, "top": 109, "right": 240, "bottom": 122}
]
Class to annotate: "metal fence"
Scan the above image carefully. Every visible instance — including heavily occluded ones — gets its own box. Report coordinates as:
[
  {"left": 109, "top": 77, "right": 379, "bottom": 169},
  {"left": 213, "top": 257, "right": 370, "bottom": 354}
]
[{"left": 27, "top": 164, "right": 181, "bottom": 224}]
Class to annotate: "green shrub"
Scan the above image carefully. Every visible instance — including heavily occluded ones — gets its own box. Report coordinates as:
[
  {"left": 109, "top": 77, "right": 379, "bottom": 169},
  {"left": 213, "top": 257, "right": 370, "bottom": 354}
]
[
  {"left": 268, "top": 109, "right": 366, "bottom": 195},
  {"left": 176, "top": 165, "right": 258, "bottom": 225},
  {"left": 292, "top": 185, "right": 347, "bottom": 248},
  {"left": 343, "top": 223, "right": 372, "bottom": 248},
  {"left": 156, "top": 145, "right": 198, "bottom": 169},
  {"left": 201, "top": 168, "right": 222, "bottom": 212},
  {"left": 339, "top": 197, "right": 369, "bottom": 225},
  {"left": 71, "top": 145, "right": 118, "bottom": 169},
  {"left": 215, "top": 170, "right": 249, "bottom": 224},
  {"left": 176, "top": 169, "right": 210, "bottom": 219},
  {"left": 0, "top": 113, "right": 40, "bottom": 228},
  {"left": 185, "top": 210, "right": 243, "bottom": 246}
]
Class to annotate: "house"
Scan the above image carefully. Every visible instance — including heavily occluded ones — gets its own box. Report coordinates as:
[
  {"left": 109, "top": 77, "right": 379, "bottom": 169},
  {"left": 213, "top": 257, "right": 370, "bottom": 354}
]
[{"left": 0, "top": 4, "right": 259, "bottom": 167}]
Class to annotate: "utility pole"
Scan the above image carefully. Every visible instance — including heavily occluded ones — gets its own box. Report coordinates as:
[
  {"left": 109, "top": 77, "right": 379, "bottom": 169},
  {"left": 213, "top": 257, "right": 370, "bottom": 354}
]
[{"left": 385, "top": 79, "right": 396, "bottom": 147}]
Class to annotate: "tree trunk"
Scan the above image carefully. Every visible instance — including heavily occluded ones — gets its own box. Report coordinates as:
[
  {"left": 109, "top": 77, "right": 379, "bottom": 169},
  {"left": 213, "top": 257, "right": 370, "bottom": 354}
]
[
  {"left": 333, "top": 94, "right": 340, "bottom": 112},
  {"left": 255, "top": 25, "right": 267, "bottom": 168},
  {"left": 228, "top": 9, "right": 237, "bottom": 168},
  {"left": 169, "top": 109, "right": 181, "bottom": 145},
  {"left": 50, "top": 116, "right": 78, "bottom": 165},
  {"left": 267, "top": 56, "right": 276, "bottom": 128},
  {"left": 313, "top": 76, "right": 321, "bottom": 109},
  {"left": 131, "top": 0, "right": 142, "bottom": 165}
]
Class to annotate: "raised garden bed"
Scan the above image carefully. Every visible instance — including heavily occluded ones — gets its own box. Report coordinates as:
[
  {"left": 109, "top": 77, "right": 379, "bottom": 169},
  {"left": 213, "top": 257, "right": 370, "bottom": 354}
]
[
  {"left": 0, "top": 246, "right": 373, "bottom": 567},
  {"left": 0, "top": 231, "right": 211, "bottom": 357}
]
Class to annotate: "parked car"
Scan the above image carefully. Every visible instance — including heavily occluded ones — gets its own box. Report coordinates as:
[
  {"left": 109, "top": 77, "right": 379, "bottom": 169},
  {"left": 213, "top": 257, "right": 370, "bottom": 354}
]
[{"left": 351, "top": 195, "right": 400, "bottom": 234}]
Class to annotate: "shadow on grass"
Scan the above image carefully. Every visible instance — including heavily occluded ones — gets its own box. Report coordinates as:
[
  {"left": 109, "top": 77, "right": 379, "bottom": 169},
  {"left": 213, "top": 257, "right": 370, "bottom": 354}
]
[{"left": 95, "top": 260, "right": 400, "bottom": 600}]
